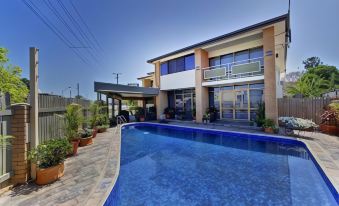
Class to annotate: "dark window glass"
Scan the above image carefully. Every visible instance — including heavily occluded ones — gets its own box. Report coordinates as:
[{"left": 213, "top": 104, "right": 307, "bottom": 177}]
[
  {"left": 160, "top": 62, "right": 168, "bottom": 75},
  {"left": 234, "top": 50, "right": 249, "bottom": 64},
  {"left": 249, "top": 83, "right": 264, "bottom": 89},
  {"left": 249, "top": 90, "right": 264, "bottom": 108},
  {"left": 220, "top": 54, "right": 233, "bottom": 65},
  {"left": 209, "top": 57, "right": 220, "bottom": 67},
  {"left": 250, "top": 47, "right": 264, "bottom": 66},
  {"left": 167, "top": 91, "right": 175, "bottom": 108},
  {"left": 176, "top": 57, "right": 185, "bottom": 72},
  {"left": 184, "top": 55, "right": 195, "bottom": 70},
  {"left": 168, "top": 59, "right": 176, "bottom": 74}
]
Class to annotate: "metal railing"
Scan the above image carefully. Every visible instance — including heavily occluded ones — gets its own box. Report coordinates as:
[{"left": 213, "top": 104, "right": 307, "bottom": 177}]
[
  {"left": 115, "top": 115, "right": 127, "bottom": 134},
  {"left": 203, "top": 57, "right": 264, "bottom": 81}
]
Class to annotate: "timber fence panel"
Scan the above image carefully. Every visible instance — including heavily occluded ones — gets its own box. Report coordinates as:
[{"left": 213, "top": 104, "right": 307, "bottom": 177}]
[{"left": 278, "top": 97, "right": 331, "bottom": 124}]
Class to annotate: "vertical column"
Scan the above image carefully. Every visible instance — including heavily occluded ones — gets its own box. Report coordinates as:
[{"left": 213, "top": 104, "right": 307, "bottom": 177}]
[
  {"left": 154, "top": 61, "right": 168, "bottom": 119},
  {"left": 11, "top": 104, "right": 30, "bottom": 185},
  {"left": 29, "top": 47, "right": 39, "bottom": 180},
  {"left": 118, "top": 100, "right": 122, "bottom": 114},
  {"left": 263, "top": 27, "right": 278, "bottom": 123},
  {"left": 194, "top": 48, "right": 209, "bottom": 123}
]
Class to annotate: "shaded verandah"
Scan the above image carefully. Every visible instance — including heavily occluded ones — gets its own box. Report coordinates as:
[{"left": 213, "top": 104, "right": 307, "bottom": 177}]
[{"left": 94, "top": 82, "right": 159, "bottom": 122}]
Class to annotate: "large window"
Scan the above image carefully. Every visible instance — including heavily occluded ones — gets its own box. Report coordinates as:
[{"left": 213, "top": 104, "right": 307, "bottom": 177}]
[
  {"left": 161, "top": 62, "right": 168, "bottom": 75},
  {"left": 208, "top": 83, "right": 264, "bottom": 121},
  {"left": 209, "top": 47, "right": 263, "bottom": 67},
  {"left": 161, "top": 54, "right": 195, "bottom": 76}
]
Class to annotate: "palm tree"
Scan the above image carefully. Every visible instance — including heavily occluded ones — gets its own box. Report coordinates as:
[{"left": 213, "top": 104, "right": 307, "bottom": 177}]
[{"left": 286, "top": 74, "right": 330, "bottom": 97}]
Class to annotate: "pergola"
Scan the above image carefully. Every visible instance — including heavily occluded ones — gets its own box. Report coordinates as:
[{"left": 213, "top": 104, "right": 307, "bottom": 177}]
[{"left": 94, "top": 82, "right": 159, "bottom": 120}]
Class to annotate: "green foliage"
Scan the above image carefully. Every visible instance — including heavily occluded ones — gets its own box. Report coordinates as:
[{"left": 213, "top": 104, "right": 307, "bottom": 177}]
[
  {"left": 21, "top": 78, "right": 30, "bottom": 90},
  {"left": 328, "top": 101, "right": 339, "bottom": 120},
  {"left": 28, "top": 138, "right": 72, "bottom": 169},
  {"left": 286, "top": 73, "right": 330, "bottom": 97},
  {"left": 0, "top": 135, "right": 13, "bottom": 147},
  {"left": 97, "top": 125, "right": 109, "bottom": 129},
  {"left": 302, "top": 56, "right": 322, "bottom": 69},
  {"left": 79, "top": 128, "right": 92, "bottom": 138},
  {"left": 255, "top": 102, "right": 265, "bottom": 127},
  {"left": 64, "top": 104, "right": 83, "bottom": 141},
  {"left": 89, "top": 101, "right": 109, "bottom": 128},
  {"left": 262, "top": 119, "right": 276, "bottom": 129},
  {"left": 0, "top": 48, "right": 29, "bottom": 103}
]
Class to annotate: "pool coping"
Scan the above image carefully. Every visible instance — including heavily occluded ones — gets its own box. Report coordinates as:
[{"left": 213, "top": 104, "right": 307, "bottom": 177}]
[{"left": 103, "top": 122, "right": 339, "bottom": 205}]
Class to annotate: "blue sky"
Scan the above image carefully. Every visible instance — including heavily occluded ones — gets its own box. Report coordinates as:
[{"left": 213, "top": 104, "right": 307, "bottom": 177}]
[{"left": 1, "top": 0, "right": 339, "bottom": 99}]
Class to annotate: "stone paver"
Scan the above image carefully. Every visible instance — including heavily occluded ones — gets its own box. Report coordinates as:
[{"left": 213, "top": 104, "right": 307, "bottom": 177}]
[{"left": 0, "top": 128, "right": 120, "bottom": 206}]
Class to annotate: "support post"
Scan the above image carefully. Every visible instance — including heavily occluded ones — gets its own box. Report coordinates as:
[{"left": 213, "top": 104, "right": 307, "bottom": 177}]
[{"left": 29, "top": 47, "right": 39, "bottom": 180}]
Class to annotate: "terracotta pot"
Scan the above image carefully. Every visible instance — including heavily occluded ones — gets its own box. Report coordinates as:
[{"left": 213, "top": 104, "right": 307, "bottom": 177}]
[
  {"left": 92, "top": 128, "right": 98, "bottom": 138},
  {"left": 140, "top": 117, "right": 145, "bottom": 122},
  {"left": 79, "top": 136, "right": 93, "bottom": 147},
  {"left": 71, "top": 139, "right": 80, "bottom": 156},
  {"left": 36, "top": 163, "right": 64, "bottom": 185},
  {"left": 320, "top": 124, "right": 339, "bottom": 135},
  {"left": 165, "top": 114, "right": 170, "bottom": 119},
  {"left": 98, "top": 128, "right": 107, "bottom": 133},
  {"left": 264, "top": 127, "right": 274, "bottom": 134}
]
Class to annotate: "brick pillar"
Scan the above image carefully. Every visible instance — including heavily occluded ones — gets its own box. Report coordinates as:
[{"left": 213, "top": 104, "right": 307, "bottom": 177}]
[
  {"left": 11, "top": 104, "right": 30, "bottom": 185},
  {"left": 195, "top": 48, "right": 209, "bottom": 123},
  {"left": 263, "top": 27, "right": 278, "bottom": 124}
]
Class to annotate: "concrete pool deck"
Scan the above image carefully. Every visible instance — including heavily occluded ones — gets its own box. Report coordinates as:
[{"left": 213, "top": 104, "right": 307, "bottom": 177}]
[{"left": 0, "top": 122, "right": 338, "bottom": 205}]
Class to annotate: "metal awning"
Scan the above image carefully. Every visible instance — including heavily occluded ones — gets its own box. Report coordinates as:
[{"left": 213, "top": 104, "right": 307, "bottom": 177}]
[{"left": 94, "top": 82, "right": 159, "bottom": 99}]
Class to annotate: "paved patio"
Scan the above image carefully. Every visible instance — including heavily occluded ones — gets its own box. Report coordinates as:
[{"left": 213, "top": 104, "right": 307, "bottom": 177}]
[
  {"left": 0, "top": 128, "right": 120, "bottom": 206},
  {"left": 0, "top": 122, "right": 338, "bottom": 205}
]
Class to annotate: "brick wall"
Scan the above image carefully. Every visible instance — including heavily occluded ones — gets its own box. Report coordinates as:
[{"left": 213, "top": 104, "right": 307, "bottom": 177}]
[{"left": 11, "top": 104, "right": 30, "bottom": 185}]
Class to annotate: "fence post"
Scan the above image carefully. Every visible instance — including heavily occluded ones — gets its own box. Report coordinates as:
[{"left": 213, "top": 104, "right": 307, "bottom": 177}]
[
  {"left": 11, "top": 104, "right": 30, "bottom": 185},
  {"left": 29, "top": 47, "right": 39, "bottom": 180}
]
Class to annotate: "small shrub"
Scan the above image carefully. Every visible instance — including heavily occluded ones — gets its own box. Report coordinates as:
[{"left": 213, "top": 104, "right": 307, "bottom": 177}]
[
  {"left": 279, "top": 117, "right": 317, "bottom": 130},
  {"left": 255, "top": 102, "right": 265, "bottom": 127},
  {"left": 97, "top": 125, "right": 109, "bottom": 130},
  {"left": 64, "top": 104, "right": 83, "bottom": 141},
  {"left": 263, "top": 119, "right": 276, "bottom": 129},
  {"left": 79, "top": 129, "right": 93, "bottom": 138},
  {"left": 28, "top": 138, "right": 72, "bottom": 169}
]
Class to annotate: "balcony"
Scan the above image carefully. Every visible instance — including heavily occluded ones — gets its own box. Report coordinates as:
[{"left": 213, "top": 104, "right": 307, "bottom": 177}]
[{"left": 203, "top": 57, "right": 264, "bottom": 82}]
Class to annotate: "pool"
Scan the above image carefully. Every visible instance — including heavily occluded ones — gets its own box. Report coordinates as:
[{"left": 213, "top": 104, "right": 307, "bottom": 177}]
[{"left": 105, "top": 123, "right": 338, "bottom": 205}]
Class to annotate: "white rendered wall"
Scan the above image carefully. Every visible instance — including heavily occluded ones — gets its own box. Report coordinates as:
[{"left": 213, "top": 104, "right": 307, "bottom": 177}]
[{"left": 160, "top": 70, "right": 195, "bottom": 90}]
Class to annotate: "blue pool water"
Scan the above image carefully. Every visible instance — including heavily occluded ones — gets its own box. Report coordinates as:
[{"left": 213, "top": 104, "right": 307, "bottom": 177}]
[{"left": 105, "top": 124, "right": 338, "bottom": 206}]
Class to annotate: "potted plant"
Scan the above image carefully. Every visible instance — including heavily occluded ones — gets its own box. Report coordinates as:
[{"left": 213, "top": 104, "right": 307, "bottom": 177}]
[
  {"left": 263, "top": 119, "right": 276, "bottom": 133},
  {"left": 79, "top": 128, "right": 93, "bottom": 147},
  {"left": 28, "top": 138, "right": 72, "bottom": 185},
  {"left": 97, "top": 124, "right": 109, "bottom": 133},
  {"left": 206, "top": 107, "right": 218, "bottom": 122},
  {"left": 135, "top": 107, "right": 145, "bottom": 122},
  {"left": 278, "top": 117, "right": 318, "bottom": 135},
  {"left": 192, "top": 108, "right": 196, "bottom": 121},
  {"left": 320, "top": 101, "right": 339, "bottom": 135},
  {"left": 164, "top": 107, "right": 175, "bottom": 119},
  {"left": 255, "top": 102, "right": 265, "bottom": 127},
  {"left": 203, "top": 113, "right": 210, "bottom": 124},
  {"left": 64, "top": 103, "right": 83, "bottom": 156}
]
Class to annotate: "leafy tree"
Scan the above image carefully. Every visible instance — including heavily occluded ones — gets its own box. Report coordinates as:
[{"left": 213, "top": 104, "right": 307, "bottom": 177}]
[
  {"left": 302, "top": 56, "right": 322, "bottom": 69},
  {"left": 307, "top": 65, "right": 339, "bottom": 85},
  {"left": 21, "top": 77, "right": 30, "bottom": 89},
  {"left": 286, "top": 73, "right": 330, "bottom": 97},
  {"left": 0, "top": 48, "right": 29, "bottom": 103}
]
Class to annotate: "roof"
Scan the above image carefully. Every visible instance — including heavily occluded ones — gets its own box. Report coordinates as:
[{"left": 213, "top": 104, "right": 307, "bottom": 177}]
[
  {"left": 137, "top": 72, "right": 155, "bottom": 80},
  {"left": 147, "top": 14, "right": 290, "bottom": 63},
  {"left": 94, "top": 82, "right": 159, "bottom": 99}
]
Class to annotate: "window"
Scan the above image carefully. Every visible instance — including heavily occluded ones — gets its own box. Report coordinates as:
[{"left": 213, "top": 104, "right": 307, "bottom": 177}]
[
  {"left": 168, "top": 59, "right": 176, "bottom": 74},
  {"left": 220, "top": 54, "right": 233, "bottom": 65},
  {"left": 161, "top": 54, "right": 195, "bottom": 75},
  {"left": 209, "top": 57, "right": 220, "bottom": 67},
  {"left": 176, "top": 57, "right": 185, "bottom": 72},
  {"left": 234, "top": 50, "right": 249, "bottom": 64},
  {"left": 160, "top": 62, "right": 168, "bottom": 75},
  {"left": 184, "top": 55, "right": 195, "bottom": 70},
  {"left": 250, "top": 47, "right": 264, "bottom": 66}
]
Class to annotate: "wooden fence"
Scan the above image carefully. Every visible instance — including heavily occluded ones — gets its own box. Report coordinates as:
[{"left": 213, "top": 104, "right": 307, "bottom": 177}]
[
  {"left": 38, "top": 94, "right": 91, "bottom": 143},
  {"left": 278, "top": 97, "right": 331, "bottom": 124},
  {"left": 0, "top": 93, "right": 12, "bottom": 178}
]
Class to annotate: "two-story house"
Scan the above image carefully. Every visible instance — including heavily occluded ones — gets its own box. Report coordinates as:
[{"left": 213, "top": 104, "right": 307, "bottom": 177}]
[{"left": 144, "top": 14, "right": 290, "bottom": 123}]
